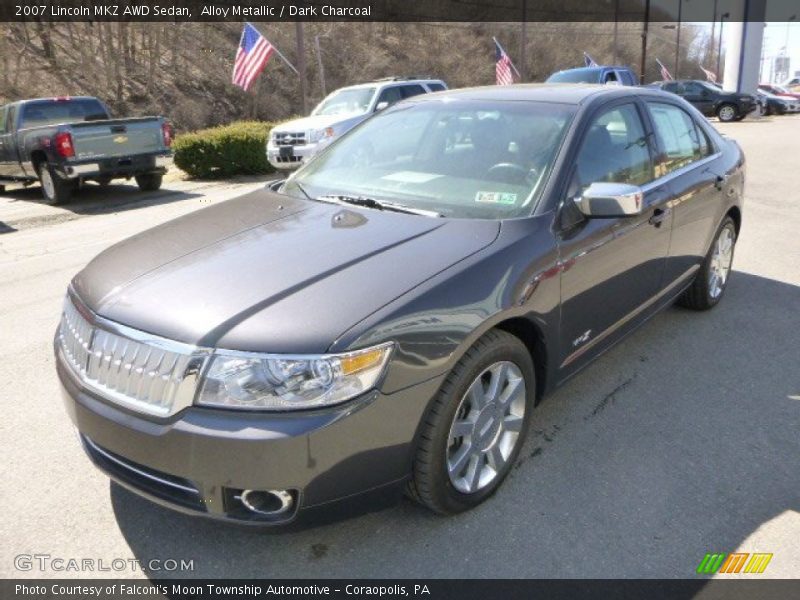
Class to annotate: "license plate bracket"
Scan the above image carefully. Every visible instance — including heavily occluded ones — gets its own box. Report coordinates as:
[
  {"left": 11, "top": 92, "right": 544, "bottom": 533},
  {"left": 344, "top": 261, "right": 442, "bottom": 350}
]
[{"left": 279, "top": 146, "right": 293, "bottom": 158}]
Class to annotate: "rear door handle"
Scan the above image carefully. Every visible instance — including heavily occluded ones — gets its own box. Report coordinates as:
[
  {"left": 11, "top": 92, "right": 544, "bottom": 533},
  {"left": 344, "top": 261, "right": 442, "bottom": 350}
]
[
  {"left": 714, "top": 174, "right": 729, "bottom": 191},
  {"left": 648, "top": 207, "right": 670, "bottom": 227}
]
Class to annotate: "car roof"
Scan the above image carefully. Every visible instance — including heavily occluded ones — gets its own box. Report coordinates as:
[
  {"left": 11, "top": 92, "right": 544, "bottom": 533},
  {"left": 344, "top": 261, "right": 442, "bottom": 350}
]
[
  {"left": 338, "top": 79, "right": 445, "bottom": 91},
  {"left": 403, "top": 83, "right": 666, "bottom": 105}
]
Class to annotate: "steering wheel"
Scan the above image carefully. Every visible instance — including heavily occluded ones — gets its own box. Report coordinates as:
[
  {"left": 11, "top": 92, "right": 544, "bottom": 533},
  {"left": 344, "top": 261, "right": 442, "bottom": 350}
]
[{"left": 486, "top": 163, "right": 537, "bottom": 186}]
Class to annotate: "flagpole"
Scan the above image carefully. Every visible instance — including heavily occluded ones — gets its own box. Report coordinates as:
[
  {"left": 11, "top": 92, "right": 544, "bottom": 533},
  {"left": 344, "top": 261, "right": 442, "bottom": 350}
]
[
  {"left": 492, "top": 36, "right": 522, "bottom": 79},
  {"left": 247, "top": 22, "right": 300, "bottom": 76}
]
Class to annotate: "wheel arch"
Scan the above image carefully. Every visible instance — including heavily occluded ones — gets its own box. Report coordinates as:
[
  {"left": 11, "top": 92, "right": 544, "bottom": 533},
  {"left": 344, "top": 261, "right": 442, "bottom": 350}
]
[
  {"left": 494, "top": 317, "right": 548, "bottom": 403},
  {"left": 30, "top": 150, "right": 47, "bottom": 172},
  {"left": 726, "top": 205, "right": 742, "bottom": 235}
]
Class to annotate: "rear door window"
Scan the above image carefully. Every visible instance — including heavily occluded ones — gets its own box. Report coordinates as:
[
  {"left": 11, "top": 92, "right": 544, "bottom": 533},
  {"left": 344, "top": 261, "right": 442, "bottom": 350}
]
[
  {"left": 401, "top": 84, "right": 427, "bottom": 99},
  {"left": 427, "top": 83, "right": 446, "bottom": 92}
]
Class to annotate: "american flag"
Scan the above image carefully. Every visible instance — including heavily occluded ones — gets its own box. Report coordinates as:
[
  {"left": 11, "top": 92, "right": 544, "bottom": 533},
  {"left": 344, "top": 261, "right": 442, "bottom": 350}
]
[
  {"left": 698, "top": 64, "right": 717, "bottom": 83},
  {"left": 584, "top": 52, "right": 599, "bottom": 67},
  {"left": 232, "top": 23, "right": 275, "bottom": 91},
  {"left": 495, "top": 40, "right": 515, "bottom": 86},
  {"left": 656, "top": 58, "right": 673, "bottom": 81}
]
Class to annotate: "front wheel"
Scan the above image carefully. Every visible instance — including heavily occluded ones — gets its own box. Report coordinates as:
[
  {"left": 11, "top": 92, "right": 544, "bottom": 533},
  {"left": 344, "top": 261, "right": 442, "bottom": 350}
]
[
  {"left": 38, "top": 164, "right": 72, "bottom": 205},
  {"left": 408, "top": 330, "right": 535, "bottom": 515},
  {"left": 677, "top": 216, "right": 737, "bottom": 310},
  {"left": 135, "top": 173, "right": 163, "bottom": 192},
  {"left": 717, "top": 103, "right": 738, "bottom": 122}
]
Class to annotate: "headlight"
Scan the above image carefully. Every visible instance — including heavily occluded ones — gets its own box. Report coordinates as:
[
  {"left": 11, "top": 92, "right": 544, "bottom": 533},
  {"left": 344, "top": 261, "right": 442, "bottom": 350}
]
[
  {"left": 307, "top": 127, "right": 335, "bottom": 143},
  {"left": 196, "top": 342, "right": 393, "bottom": 411}
]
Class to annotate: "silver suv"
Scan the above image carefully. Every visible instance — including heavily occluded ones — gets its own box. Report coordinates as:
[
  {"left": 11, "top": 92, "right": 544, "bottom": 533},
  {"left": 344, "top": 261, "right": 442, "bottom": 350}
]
[{"left": 266, "top": 77, "right": 447, "bottom": 170}]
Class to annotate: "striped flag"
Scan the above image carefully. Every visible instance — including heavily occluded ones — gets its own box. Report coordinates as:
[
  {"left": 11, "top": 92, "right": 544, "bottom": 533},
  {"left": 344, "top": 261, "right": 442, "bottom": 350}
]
[
  {"left": 656, "top": 58, "right": 673, "bottom": 81},
  {"left": 495, "top": 39, "right": 515, "bottom": 86},
  {"left": 232, "top": 23, "right": 275, "bottom": 91},
  {"left": 584, "top": 52, "right": 599, "bottom": 67},
  {"left": 698, "top": 63, "right": 718, "bottom": 83}
]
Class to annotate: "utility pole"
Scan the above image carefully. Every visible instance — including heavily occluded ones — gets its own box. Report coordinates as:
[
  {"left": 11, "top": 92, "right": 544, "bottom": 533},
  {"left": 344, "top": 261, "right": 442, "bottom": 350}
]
[
  {"left": 519, "top": 0, "right": 527, "bottom": 81},
  {"left": 710, "top": 0, "right": 718, "bottom": 65},
  {"left": 314, "top": 35, "right": 327, "bottom": 97},
  {"left": 639, "top": 0, "right": 650, "bottom": 83},
  {"left": 674, "top": 0, "right": 683, "bottom": 79},
  {"left": 613, "top": 0, "right": 619, "bottom": 64},
  {"left": 295, "top": 22, "right": 308, "bottom": 115}
]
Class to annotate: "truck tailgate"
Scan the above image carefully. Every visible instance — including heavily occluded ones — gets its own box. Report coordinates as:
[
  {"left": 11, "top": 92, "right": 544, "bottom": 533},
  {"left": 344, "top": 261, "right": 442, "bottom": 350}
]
[{"left": 70, "top": 118, "right": 165, "bottom": 160}]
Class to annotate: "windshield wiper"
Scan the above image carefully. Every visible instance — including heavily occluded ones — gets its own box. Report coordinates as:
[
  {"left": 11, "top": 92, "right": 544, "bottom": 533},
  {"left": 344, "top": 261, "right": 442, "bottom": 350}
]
[{"left": 316, "top": 194, "right": 443, "bottom": 218}]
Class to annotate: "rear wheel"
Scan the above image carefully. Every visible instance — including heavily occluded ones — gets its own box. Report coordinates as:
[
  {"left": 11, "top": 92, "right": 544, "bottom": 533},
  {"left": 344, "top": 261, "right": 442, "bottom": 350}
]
[
  {"left": 408, "top": 330, "right": 535, "bottom": 515},
  {"left": 677, "top": 216, "right": 737, "bottom": 310},
  {"left": 717, "top": 103, "right": 738, "bottom": 122},
  {"left": 135, "top": 173, "right": 162, "bottom": 192},
  {"left": 38, "top": 164, "right": 71, "bottom": 205}
]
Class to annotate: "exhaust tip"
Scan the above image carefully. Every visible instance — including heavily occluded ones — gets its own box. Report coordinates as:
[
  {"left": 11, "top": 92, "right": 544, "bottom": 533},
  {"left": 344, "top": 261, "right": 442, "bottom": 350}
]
[{"left": 238, "top": 489, "right": 294, "bottom": 516}]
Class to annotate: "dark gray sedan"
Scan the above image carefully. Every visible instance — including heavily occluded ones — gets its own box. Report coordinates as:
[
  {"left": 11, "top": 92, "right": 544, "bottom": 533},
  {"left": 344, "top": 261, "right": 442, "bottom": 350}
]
[{"left": 56, "top": 84, "right": 744, "bottom": 524}]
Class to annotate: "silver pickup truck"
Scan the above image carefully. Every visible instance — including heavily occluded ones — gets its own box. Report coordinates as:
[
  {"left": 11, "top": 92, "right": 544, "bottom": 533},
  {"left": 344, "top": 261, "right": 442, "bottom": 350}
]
[{"left": 0, "top": 96, "right": 172, "bottom": 204}]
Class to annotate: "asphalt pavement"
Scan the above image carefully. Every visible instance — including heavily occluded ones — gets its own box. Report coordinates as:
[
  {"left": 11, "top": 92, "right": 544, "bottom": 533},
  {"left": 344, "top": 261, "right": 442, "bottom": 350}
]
[{"left": 1, "top": 116, "right": 798, "bottom": 580}]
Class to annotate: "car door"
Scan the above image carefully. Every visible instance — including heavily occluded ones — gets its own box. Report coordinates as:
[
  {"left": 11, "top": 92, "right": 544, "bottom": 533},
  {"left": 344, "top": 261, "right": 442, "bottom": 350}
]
[
  {"left": 644, "top": 100, "right": 723, "bottom": 284},
  {"left": 683, "top": 82, "right": 715, "bottom": 116},
  {"left": 556, "top": 101, "right": 673, "bottom": 375},
  {"left": 0, "top": 105, "right": 17, "bottom": 178}
]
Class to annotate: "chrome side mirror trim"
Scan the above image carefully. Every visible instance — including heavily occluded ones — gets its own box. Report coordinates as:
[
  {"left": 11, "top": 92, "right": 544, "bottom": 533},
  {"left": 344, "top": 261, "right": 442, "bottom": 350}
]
[{"left": 574, "top": 182, "right": 644, "bottom": 218}]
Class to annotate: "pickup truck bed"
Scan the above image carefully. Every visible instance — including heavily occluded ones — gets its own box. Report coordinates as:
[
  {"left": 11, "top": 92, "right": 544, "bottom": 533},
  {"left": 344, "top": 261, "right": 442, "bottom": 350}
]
[{"left": 0, "top": 96, "right": 172, "bottom": 204}]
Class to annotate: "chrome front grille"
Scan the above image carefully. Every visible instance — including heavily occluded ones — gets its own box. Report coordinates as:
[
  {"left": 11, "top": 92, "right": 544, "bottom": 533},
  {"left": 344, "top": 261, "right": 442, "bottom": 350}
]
[
  {"left": 58, "top": 295, "right": 208, "bottom": 417},
  {"left": 273, "top": 131, "right": 306, "bottom": 146}
]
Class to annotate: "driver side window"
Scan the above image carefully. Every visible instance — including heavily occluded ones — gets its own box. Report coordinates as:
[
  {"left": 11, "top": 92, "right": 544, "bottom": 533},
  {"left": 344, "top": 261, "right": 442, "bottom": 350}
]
[
  {"left": 376, "top": 86, "right": 403, "bottom": 108},
  {"left": 574, "top": 103, "right": 653, "bottom": 190}
]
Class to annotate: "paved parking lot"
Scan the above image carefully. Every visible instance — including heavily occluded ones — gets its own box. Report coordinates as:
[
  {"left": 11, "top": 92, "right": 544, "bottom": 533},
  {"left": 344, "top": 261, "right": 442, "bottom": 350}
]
[{"left": 1, "top": 115, "right": 798, "bottom": 580}]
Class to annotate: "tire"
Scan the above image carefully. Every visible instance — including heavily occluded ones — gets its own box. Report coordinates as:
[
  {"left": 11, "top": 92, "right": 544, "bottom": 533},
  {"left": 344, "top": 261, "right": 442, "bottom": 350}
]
[
  {"left": 716, "top": 103, "right": 738, "bottom": 122},
  {"left": 408, "top": 330, "right": 535, "bottom": 515},
  {"left": 38, "top": 163, "right": 71, "bottom": 205},
  {"left": 677, "top": 216, "right": 737, "bottom": 311},
  {"left": 135, "top": 173, "right": 162, "bottom": 192}
]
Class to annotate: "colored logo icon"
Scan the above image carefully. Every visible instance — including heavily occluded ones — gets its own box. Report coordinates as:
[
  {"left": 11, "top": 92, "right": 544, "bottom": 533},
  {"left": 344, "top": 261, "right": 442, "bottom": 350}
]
[{"left": 697, "top": 552, "right": 773, "bottom": 574}]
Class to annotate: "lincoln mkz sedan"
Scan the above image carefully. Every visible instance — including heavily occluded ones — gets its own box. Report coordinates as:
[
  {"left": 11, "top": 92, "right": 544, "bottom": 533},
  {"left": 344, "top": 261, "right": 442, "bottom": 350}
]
[{"left": 56, "top": 85, "right": 744, "bottom": 524}]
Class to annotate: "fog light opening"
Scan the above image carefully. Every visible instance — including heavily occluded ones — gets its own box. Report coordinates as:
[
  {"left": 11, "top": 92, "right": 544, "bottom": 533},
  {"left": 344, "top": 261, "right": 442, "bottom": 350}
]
[{"left": 238, "top": 489, "right": 293, "bottom": 516}]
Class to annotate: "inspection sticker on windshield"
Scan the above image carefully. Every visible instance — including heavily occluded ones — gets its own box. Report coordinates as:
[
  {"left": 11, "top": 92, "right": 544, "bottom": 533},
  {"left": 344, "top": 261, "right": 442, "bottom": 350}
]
[{"left": 475, "top": 191, "right": 518, "bottom": 205}]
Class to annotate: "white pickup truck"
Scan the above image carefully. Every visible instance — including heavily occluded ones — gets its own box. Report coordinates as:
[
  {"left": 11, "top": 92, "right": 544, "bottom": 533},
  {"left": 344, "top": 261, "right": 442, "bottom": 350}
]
[{"left": 267, "top": 77, "right": 447, "bottom": 170}]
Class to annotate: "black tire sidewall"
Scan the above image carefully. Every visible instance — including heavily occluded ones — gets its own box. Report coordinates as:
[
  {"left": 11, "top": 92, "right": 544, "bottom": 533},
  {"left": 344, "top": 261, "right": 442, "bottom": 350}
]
[
  {"left": 418, "top": 332, "right": 535, "bottom": 514},
  {"left": 700, "top": 217, "right": 737, "bottom": 307}
]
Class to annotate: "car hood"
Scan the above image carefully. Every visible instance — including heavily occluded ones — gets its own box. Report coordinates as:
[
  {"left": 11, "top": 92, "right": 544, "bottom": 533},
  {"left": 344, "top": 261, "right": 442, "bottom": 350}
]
[
  {"left": 72, "top": 189, "right": 500, "bottom": 354},
  {"left": 272, "top": 113, "right": 365, "bottom": 133}
]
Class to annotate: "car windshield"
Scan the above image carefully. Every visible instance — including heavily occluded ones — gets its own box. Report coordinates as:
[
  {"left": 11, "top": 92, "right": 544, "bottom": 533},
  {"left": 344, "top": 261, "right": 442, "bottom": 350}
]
[
  {"left": 20, "top": 99, "right": 108, "bottom": 128},
  {"left": 282, "top": 99, "right": 575, "bottom": 219},
  {"left": 547, "top": 68, "right": 600, "bottom": 84},
  {"left": 312, "top": 88, "right": 376, "bottom": 116}
]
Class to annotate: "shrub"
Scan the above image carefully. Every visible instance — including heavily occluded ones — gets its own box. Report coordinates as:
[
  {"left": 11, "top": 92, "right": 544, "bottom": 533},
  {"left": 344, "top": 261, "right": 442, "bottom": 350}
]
[{"left": 173, "top": 121, "right": 276, "bottom": 179}]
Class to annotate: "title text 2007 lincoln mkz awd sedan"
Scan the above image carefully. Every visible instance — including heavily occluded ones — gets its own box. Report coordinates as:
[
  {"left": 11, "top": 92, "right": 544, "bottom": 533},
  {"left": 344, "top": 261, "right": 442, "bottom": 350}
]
[{"left": 56, "top": 85, "right": 744, "bottom": 524}]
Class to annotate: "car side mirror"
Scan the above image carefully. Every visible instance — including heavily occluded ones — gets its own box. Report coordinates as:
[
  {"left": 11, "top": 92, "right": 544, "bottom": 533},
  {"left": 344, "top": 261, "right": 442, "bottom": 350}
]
[
  {"left": 574, "top": 182, "right": 644, "bottom": 218},
  {"left": 375, "top": 101, "right": 389, "bottom": 112}
]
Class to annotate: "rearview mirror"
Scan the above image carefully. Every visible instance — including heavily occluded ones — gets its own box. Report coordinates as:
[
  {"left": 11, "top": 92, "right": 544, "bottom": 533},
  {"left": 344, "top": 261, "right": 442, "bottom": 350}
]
[
  {"left": 574, "top": 182, "right": 644, "bottom": 218},
  {"left": 375, "top": 101, "right": 389, "bottom": 111}
]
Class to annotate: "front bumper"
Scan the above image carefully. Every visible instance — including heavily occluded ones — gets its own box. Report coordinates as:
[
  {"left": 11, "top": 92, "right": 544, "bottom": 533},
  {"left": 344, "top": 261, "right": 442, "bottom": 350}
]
[
  {"left": 57, "top": 352, "right": 443, "bottom": 526},
  {"left": 59, "top": 154, "right": 171, "bottom": 180}
]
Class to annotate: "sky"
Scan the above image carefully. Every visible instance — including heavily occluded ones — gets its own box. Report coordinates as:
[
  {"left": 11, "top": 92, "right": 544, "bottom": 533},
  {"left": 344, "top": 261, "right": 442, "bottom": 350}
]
[{"left": 760, "top": 21, "right": 800, "bottom": 81}]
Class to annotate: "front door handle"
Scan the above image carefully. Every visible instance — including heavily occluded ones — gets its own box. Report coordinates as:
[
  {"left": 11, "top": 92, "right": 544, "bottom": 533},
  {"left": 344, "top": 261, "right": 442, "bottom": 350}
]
[{"left": 648, "top": 207, "right": 670, "bottom": 228}]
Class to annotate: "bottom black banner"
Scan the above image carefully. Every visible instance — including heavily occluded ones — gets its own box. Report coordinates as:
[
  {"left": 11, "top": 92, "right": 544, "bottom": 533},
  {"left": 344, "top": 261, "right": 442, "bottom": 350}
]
[{"left": 2, "top": 579, "right": 799, "bottom": 600}]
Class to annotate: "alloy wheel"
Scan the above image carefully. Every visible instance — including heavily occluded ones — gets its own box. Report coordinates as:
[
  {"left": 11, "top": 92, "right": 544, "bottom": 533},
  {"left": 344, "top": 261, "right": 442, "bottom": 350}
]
[
  {"left": 719, "top": 105, "right": 736, "bottom": 122},
  {"left": 709, "top": 225, "right": 734, "bottom": 299},
  {"left": 446, "top": 361, "right": 526, "bottom": 494}
]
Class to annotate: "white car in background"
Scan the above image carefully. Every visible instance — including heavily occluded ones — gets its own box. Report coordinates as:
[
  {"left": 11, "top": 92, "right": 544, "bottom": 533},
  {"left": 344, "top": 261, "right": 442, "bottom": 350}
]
[{"left": 266, "top": 77, "right": 447, "bottom": 170}]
